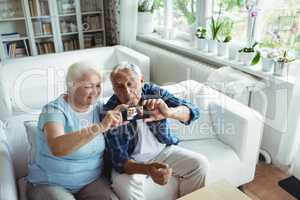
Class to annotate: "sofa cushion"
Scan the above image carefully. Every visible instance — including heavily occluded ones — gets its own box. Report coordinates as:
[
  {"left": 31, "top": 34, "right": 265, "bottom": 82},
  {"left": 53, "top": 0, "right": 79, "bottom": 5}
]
[
  {"left": 24, "top": 121, "right": 38, "bottom": 165},
  {"left": 179, "top": 139, "right": 241, "bottom": 186}
]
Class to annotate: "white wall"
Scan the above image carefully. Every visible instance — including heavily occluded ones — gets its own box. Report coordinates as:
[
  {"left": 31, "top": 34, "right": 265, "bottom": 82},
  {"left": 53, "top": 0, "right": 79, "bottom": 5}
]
[{"left": 133, "top": 41, "right": 217, "bottom": 85}]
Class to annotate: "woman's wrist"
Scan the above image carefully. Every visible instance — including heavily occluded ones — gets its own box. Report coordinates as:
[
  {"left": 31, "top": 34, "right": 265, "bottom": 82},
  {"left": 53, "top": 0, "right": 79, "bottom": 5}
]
[{"left": 89, "top": 123, "right": 106, "bottom": 136}]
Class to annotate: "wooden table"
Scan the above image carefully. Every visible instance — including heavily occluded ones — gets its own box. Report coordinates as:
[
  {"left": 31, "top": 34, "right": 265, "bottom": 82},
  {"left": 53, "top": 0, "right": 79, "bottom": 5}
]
[{"left": 177, "top": 180, "right": 251, "bottom": 200}]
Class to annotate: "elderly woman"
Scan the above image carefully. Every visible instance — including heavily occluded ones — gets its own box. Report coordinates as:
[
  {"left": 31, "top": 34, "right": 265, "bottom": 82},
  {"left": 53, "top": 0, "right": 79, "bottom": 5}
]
[{"left": 26, "top": 62, "right": 122, "bottom": 200}]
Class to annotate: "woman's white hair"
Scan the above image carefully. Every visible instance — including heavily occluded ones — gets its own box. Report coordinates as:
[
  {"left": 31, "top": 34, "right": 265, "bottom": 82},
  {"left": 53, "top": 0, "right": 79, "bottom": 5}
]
[
  {"left": 66, "top": 61, "right": 102, "bottom": 88},
  {"left": 110, "top": 62, "right": 142, "bottom": 80}
]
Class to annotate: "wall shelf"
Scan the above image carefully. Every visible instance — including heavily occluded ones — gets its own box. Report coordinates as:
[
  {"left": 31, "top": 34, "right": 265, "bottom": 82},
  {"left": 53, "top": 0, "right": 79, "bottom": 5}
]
[
  {"left": 83, "top": 29, "right": 103, "bottom": 33},
  {"left": 35, "top": 34, "right": 53, "bottom": 39},
  {"left": 2, "top": 36, "right": 29, "bottom": 42},
  {"left": 0, "top": 0, "right": 106, "bottom": 61},
  {"left": 0, "top": 17, "right": 25, "bottom": 22},
  {"left": 81, "top": 11, "right": 103, "bottom": 15},
  {"left": 59, "top": 13, "right": 76, "bottom": 17},
  {"left": 61, "top": 32, "right": 78, "bottom": 36},
  {"left": 31, "top": 16, "right": 51, "bottom": 19}
]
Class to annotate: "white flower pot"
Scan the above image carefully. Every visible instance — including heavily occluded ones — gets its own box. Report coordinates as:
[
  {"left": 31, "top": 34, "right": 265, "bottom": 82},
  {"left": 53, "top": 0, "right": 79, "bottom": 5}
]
[
  {"left": 262, "top": 57, "right": 274, "bottom": 72},
  {"left": 217, "top": 42, "right": 229, "bottom": 57},
  {"left": 238, "top": 52, "right": 256, "bottom": 66},
  {"left": 197, "top": 38, "right": 207, "bottom": 51},
  {"left": 137, "top": 12, "right": 154, "bottom": 35},
  {"left": 207, "top": 39, "right": 217, "bottom": 53},
  {"left": 273, "top": 62, "right": 290, "bottom": 76}
]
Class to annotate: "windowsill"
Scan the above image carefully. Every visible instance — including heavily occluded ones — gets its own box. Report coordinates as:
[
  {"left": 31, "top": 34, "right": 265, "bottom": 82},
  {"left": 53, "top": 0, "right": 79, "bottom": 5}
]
[{"left": 137, "top": 33, "right": 296, "bottom": 86}]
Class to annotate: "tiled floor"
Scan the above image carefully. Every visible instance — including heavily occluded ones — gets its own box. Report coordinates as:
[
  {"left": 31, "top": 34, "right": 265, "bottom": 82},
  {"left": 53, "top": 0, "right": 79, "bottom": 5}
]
[{"left": 244, "top": 164, "right": 297, "bottom": 200}]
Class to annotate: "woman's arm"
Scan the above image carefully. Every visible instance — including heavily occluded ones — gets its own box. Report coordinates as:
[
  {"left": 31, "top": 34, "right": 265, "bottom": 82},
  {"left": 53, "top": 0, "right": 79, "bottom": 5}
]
[{"left": 45, "top": 110, "right": 122, "bottom": 157}]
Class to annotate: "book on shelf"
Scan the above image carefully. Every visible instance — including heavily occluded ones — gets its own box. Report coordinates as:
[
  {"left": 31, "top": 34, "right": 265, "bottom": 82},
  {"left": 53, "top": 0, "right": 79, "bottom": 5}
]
[
  {"left": 84, "top": 33, "right": 104, "bottom": 48},
  {"left": 4, "top": 40, "right": 29, "bottom": 58},
  {"left": 60, "top": 20, "right": 77, "bottom": 33},
  {"left": 82, "top": 15, "right": 101, "bottom": 31},
  {"left": 1, "top": 32, "right": 21, "bottom": 40},
  {"left": 29, "top": 0, "right": 50, "bottom": 16},
  {"left": 33, "top": 21, "right": 52, "bottom": 36},
  {"left": 58, "top": 0, "right": 76, "bottom": 14},
  {"left": 81, "top": 0, "right": 103, "bottom": 12},
  {"left": 40, "top": 0, "right": 50, "bottom": 16},
  {"left": 36, "top": 41, "right": 55, "bottom": 54},
  {"left": 94, "top": 32, "right": 104, "bottom": 47},
  {"left": 42, "top": 23, "right": 52, "bottom": 35},
  {"left": 63, "top": 38, "right": 79, "bottom": 51}
]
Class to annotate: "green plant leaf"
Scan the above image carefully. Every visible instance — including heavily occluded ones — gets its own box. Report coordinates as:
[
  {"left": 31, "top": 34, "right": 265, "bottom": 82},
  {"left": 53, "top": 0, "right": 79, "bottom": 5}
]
[
  {"left": 251, "top": 51, "right": 261, "bottom": 65},
  {"left": 223, "top": 35, "right": 231, "bottom": 42}
]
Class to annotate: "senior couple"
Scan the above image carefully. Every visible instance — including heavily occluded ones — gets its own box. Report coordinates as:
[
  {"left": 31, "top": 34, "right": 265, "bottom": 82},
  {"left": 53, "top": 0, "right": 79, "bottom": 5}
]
[{"left": 26, "top": 61, "right": 209, "bottom": 200}]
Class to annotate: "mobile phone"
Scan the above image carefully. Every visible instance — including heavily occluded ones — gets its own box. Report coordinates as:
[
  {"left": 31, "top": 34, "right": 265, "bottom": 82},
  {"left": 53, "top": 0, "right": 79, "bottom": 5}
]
[{"left": 121, "top": 106, "right": 151, "bottom": 121}]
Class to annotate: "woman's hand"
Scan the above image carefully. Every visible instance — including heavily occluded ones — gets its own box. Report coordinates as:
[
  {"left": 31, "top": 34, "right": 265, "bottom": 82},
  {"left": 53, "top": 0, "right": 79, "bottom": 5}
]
[{"left": 100, "top": 104, "right": 129, "bottom": 131}]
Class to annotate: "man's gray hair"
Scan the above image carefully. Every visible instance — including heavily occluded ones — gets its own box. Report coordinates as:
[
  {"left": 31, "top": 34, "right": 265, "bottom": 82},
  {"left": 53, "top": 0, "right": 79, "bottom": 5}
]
[
  {"left": 110, "top": 62, "right": 142, "bottom": 80},
  {"left": 66, "top": 61, "right": 102, "bottom": 88}
]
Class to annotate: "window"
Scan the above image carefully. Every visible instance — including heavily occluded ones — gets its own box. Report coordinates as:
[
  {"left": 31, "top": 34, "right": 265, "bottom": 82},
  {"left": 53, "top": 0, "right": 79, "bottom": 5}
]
[
  {"left": 149, "top": 0, "right": 300, "bottom": 58},
  {"left": 213, "top": 0, "right": 247, "bottom": 44},
  {"left": 153, "top": 0, "right": 165, "bottom": 35},
  {"left": 152, "top": 0, "right": 248, "bottom": 45},
  {"left": 153, "top": 0, "right": 196, "bottom": 42},
  {"left": 259, "top": 0, "right": 300, "bottom": 57},
  {"left": 172, "top": 0, "right": 196, "bottom": 41}
]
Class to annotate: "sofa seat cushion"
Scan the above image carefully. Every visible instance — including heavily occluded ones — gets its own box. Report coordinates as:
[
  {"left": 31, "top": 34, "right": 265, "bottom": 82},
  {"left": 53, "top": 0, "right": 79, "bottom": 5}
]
[{"left": 179, "top": 139, "right": 241, "bottom": 186}]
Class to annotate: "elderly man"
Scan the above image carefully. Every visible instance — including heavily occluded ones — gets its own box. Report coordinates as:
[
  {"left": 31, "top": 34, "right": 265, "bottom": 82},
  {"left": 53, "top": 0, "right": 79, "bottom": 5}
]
[{"left": 103, "top": 62, "right": 209, "bottom": 200}]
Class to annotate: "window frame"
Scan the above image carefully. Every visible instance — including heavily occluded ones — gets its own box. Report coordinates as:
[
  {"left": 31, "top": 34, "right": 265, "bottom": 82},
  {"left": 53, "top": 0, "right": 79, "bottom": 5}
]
[{"left": 154, "top": 0, "right": 256, "bottom": 45}]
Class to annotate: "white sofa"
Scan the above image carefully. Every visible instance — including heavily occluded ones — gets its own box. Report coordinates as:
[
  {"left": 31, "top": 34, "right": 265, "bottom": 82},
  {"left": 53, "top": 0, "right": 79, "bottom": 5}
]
[{"left": 0, "top": 46, "right": 264, "bottom": 200}]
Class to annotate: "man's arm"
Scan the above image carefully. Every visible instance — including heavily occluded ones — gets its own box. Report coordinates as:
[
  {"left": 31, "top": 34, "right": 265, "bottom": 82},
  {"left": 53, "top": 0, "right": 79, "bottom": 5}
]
[{"left": 143, "top": 84, "right": 200, "bottom": 124}]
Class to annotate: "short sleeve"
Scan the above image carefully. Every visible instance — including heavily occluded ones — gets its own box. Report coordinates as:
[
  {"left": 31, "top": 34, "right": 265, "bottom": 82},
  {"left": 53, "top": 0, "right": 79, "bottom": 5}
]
[{"left": 38, "top": 104, "right": 66, "bottom": 130}]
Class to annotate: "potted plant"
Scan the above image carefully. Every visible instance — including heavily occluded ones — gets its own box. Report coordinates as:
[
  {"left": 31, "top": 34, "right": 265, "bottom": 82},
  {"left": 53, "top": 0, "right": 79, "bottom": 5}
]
[
  {"left": 217, "top": 19, "right": 233, "bottom": 57},
  {"left": 217, "top": 35, "right": 231, "bottom": 56},
  {"left": 137, "top": 0, "right": 156, "bottom": 35},
  {"left": 273, "top": 50, "right": 296, "bottom": 76},
  {"left": 261, "top": 49, "right": 278, "bottom": 73},
  {"left": 208, "top": 16, "right": 222, "bottom": 53},
  {"left": 238, "top": 42, "right": 261, "bottom": 66},
  {"left": 195, "top": 26, "right": 207, "bottom": 51}
]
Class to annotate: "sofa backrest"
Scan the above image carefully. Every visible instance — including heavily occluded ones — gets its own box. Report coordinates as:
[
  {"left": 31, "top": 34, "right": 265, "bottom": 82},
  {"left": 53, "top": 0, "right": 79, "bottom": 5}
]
[{"left": 0, "top": 45, "right": 150, "bottom": 120}]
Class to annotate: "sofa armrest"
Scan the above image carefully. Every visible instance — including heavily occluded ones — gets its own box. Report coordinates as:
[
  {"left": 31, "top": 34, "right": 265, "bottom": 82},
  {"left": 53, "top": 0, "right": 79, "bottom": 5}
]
[
  {"left": 114, "top": 45, "right": 150, "bottom": 82},
  {"left": 208, "top": 96, "right": 264, "bottom": 181},
  {"left": 0, "top": 141, "right": 18, "bottom": 200},
  {"left": 179, "top": 80, "right": 264, "bottom": 182}
]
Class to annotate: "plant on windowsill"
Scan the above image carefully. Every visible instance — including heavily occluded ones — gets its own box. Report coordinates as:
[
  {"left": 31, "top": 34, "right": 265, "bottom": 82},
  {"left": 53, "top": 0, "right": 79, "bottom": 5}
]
[
  {"left": 208, "top": 9, "right": 223, "bottom": 53},
  {"left": 137, "top": 0, "right": 161, "bottom": 35},
  {"left": 217, "top": 19, "right": 233, "bottom": 57},
  {"left": 238, "top": 41, "right": 261, "bottom": 66},
  {"left": 273, "top": 50, "right": 296, "bottom": 76},
  {"left": 195, "top": 26, "right": 207, "bottom": 51},
  {"left": 260, "top": 49, "right": 278, "bottom": 73}
]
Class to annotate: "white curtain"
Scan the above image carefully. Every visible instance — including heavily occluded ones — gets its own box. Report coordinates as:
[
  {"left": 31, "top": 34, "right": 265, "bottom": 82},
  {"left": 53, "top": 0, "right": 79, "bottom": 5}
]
[{"left": 119, "top": 0, "right": 138, "bottom": 47}]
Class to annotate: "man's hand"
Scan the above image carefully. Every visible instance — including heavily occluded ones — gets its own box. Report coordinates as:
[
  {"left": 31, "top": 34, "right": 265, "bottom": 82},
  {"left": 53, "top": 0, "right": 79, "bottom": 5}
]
[
  {"left": 147, "top": 162, "right": 172, "bottom": 185},
  {"left": 143, "top": 99, "right": 173, "bottom": 122}
]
